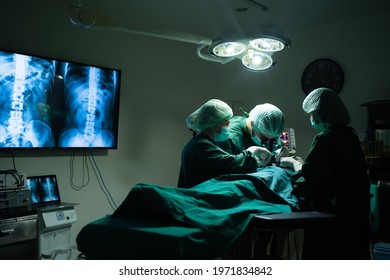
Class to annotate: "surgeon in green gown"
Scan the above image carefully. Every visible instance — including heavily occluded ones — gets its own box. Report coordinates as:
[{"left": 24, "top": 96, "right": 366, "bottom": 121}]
[
  {"left": 215, "top": 103, "right": 290, "bottom": 257},
  {"left": 217, "top": 103, "right": 286, "bottom": 164},
  {"left": 280, "top": 88, "right": 371, "bottom": 259},
  {"left": 178, "top": 99, "right": 271, "bottom": 188}
]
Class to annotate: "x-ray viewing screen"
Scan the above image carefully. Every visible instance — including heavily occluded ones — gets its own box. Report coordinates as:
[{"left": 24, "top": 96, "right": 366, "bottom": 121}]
[
  {"left": 25, "top": 175, "right": 60, "bottom": 205},
  {"left": 0, "top": 49, "right": 121, "bottom": 149}
]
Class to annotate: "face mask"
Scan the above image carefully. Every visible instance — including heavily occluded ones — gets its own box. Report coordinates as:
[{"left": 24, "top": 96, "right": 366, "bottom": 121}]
[
  {"left": 214, "top": 126, "right": 230, "bottom": 141},
  {"left": 252, "top": 135, "right": 263, "bottom": 146},
  {"left": 310, "top": 116, "right": 327, "bottom": 131}
]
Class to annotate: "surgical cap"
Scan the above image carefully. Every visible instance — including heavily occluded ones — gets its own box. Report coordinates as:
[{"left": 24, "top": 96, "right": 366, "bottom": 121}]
[
  {"left": 302, "top": 87, "right": 351, "bottom": 126},
  {"left": 249, "top": 103, "right": 285, "bottom": 137},
  {"left": 186, "top": 99, "right": 233, "bottom": 132}
]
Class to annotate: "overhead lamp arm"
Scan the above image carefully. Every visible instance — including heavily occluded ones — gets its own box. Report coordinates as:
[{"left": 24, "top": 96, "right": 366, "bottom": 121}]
[
  {"left": 68, "top": 6, "right": 213, "bottom": 45},
  {"left": 67, "top": 5, "right": 289, "bottom": 71}
]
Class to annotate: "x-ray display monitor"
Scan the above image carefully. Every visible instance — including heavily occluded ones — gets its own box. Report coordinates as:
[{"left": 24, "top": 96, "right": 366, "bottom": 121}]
[
  {"left": 25, "top": 175, "right": 60, "bottom": 205},
  {"left": 0, "top": 49, "right": 121, "bottom": 149}
]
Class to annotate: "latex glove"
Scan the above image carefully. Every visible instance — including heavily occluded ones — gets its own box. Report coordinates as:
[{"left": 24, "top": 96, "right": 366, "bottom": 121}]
[
  {"left": 246, "top": 146, "right": 272, "bottom": 168},
  {"left": 293, "top": 156, "right": 304, "bottom": 164},
  {"left": 280, "top": 156, "right": 303, "bottom": 171}
]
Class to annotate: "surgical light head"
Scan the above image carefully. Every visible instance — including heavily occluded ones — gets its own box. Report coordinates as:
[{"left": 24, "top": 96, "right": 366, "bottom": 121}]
[
  {"left": 303, "top": 87, "right": 351, "bottom": 126},
  {"left": 249, "top": 103, "right": 285, "bottom": 137},
  {"left": 186, "top": 99, "right": 233, "bottom": 132}
]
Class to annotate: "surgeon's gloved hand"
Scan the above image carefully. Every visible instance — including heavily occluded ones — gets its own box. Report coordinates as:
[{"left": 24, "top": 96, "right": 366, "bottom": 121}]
[
  {"left": 280, "top": 156, "right": 303, "bottom": 171},
  {"left": 246, "top": 146, "right": 272, "bottom": 168},
  {"left": 293, "top": 156, "right": 304, "bottom": 164}
]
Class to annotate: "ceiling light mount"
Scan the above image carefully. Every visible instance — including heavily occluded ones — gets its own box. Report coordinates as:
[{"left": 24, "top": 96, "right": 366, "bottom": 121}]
[{"left": 246, "top": 0, "right": 270, "bottom": 11}]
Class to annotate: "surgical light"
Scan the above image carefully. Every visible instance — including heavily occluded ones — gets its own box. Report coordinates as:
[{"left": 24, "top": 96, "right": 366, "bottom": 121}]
[
  {"left": 249, "top": 38, "right": 285, "bottom": 52},
  {"left": 242, "top": 50, "right": 273, "bottom": 71},
  {"left": 200, "top": 34, "right": 291, "bottom": 71},
  {"left": 212, "top": 42, "right": 246, "bottom": 57}
]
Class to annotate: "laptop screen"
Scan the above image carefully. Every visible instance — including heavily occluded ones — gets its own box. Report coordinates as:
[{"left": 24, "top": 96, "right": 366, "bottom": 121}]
[{"left": 25, "top": 175, "right": 61, "bottom": 207}]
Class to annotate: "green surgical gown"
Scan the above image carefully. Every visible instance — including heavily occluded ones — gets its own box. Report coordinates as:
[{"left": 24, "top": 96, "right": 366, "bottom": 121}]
[
  {"left": 217, "top": 116, "right": 254, "bottom": 154},
  {"left": 217, "top": 116, "right": 282, "bottom": 155},
  {"left": 177, "top": 133, "right": 258, "bottom": 188}
]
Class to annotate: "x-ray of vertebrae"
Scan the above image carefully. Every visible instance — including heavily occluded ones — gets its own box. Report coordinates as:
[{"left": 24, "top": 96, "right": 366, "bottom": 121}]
[
  {"left": 0, "top": 50, "right": 120, "bottom": 148},
  {"left": 58, "top": 63, "right": 118, "bottom": 147},
  {"left": 0, "top": 52, "right": 56, "bottom": 147}
]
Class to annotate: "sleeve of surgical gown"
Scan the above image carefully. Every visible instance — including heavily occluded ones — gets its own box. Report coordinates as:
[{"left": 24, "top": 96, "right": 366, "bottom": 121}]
[{"left": 196, "top": 140, "right": 259, "bottom": 174}]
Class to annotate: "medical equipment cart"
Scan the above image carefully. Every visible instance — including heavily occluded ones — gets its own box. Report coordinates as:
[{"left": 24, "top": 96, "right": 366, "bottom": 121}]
[{"left": 37, "top": 204, "right": 78, "bottom": 260}]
